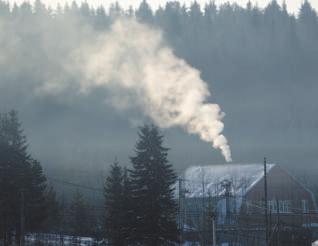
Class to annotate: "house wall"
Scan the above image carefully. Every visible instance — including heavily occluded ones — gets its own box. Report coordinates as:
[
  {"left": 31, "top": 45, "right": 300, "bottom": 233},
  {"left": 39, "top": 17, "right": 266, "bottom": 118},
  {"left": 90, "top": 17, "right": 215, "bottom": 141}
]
[
  {"left": 180, "top": 165, "right": 318, "bottom": 245},
  {"left": 241, "top": 165, "right": 317, "bottom": 226}
]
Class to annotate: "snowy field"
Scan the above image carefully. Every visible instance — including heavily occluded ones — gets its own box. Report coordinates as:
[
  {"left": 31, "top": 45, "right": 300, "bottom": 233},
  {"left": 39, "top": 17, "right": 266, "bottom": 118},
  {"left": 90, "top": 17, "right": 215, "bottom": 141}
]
[{"left": 24, "top": 233, "right": 98, "bottom": 245}]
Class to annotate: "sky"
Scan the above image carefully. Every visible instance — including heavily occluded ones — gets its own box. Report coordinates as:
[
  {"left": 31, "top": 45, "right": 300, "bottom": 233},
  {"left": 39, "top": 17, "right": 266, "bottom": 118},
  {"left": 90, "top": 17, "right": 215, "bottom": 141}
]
[{"left": 7, "top": 0, "right": 318, "bottom": 14}]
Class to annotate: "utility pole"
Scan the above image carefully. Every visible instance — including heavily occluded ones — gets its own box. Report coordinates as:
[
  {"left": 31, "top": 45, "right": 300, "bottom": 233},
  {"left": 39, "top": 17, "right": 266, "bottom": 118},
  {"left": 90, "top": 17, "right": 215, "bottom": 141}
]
[
  {"left": 212, "top": 213, "right": 216, "bottom": 246},
  {"left": 202, "top": 178, "right": 206, "bottom": 246},
  {"left": 20, "top": 190, "right": 25, "bottom": 246},
  {"left": 178, "top": 178, "right": 184, "bottom": 246},
  {"left": 264, "top": 157, "right": 269, "bottom": 246},
  {"left": 276, "top": 199, "right": 280, "bottom": 246},
  {"left": 222, "top": 180, "right": 232, "bottom": 225}
]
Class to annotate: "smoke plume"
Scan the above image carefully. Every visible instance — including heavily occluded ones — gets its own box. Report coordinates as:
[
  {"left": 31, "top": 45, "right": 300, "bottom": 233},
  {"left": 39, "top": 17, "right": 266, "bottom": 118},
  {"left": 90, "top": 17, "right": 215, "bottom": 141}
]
[{"left": 43, "top": 18, "right": 232, "bottom": 162}]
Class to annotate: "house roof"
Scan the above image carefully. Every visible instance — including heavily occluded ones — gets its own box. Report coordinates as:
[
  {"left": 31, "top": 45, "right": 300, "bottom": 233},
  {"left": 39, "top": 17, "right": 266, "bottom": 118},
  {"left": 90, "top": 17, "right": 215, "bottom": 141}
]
[{"left": 180, "top": 163, "right": 275, "bottom": 198}]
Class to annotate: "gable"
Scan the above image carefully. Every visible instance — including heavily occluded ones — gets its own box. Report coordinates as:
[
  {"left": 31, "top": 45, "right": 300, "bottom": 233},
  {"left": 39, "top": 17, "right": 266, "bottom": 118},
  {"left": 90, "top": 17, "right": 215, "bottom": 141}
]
[
  {"left": 245, "top": 165, "right": 317, "bottom": 211},
  {"left": 181, "top": 163, "right": 275, "bottom": 198}
]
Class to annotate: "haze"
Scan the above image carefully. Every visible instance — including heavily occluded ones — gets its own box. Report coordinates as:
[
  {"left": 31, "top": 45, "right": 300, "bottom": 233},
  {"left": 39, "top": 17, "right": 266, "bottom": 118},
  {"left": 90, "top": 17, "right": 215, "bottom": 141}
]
[{"left": 0, "top": 0, "right": 317, "bottom": 188}]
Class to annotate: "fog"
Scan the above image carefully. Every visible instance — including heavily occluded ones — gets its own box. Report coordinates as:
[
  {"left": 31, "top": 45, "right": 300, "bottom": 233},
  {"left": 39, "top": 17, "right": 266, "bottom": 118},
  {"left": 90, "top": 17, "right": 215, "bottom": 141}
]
[{"left": 0, "top": 0, "right": 317, "bottom": 187}]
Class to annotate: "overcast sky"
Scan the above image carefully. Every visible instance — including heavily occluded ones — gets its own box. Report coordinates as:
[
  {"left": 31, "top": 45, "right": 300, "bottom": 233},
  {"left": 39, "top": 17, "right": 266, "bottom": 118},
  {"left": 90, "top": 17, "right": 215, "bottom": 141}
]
[{"left": 7, "top": 0, "right": 318, "bottom": 14}]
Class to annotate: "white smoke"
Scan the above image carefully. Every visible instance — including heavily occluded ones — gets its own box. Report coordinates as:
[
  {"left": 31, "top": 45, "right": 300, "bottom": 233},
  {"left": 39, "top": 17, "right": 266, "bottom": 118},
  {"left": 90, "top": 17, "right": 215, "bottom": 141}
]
[{"left": 42, "top": 18, "right": 232, "bottom": 162}]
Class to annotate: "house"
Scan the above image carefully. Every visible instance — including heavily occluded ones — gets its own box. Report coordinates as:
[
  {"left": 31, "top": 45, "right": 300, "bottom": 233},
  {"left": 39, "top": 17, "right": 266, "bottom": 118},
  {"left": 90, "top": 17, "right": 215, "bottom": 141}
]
[{"left": 177, "top": 163, "right": 318, "bottom": 246}]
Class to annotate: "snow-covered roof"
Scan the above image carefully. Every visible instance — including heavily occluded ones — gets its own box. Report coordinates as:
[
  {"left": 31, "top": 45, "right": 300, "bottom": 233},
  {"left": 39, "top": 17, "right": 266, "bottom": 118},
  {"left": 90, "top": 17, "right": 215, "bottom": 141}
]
[{"left": 180, "top": 163, "right": 275, "bottom": 198}]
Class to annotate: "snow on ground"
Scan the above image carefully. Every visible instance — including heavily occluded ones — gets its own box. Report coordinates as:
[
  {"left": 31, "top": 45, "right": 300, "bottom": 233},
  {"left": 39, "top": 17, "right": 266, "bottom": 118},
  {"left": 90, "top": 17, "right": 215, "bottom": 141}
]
[{"left": 25, "top": 233, "right": 97, "bottom": 245}]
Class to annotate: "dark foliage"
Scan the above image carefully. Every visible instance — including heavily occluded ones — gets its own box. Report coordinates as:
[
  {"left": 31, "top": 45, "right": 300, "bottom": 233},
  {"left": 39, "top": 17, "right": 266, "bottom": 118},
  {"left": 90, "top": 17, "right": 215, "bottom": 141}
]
[
  {"left": 0, "top": 111, "right": 60, "bottom": 243},
  {"left": 69, "top": 190, "right": 94, "bottom": 236},
  {"left": 42, "top": 186, "right": 63, "bottom": 232},
  {"left": 103, "top": 160, "right": 131, "bottom": 246},
  {"left": 130, "top": 125, "right": 178, "bottom": 245}
]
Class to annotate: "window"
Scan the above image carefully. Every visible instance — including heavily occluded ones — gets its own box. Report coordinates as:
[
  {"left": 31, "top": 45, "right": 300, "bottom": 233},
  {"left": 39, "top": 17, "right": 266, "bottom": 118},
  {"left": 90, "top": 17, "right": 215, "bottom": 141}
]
[
  {"left": 302, "top": 200, "right": 309, "bottom": 213},
  {"left": 268, "top": 200, "right": 277, "bottom": 213},
  {"left": 278, "top": 200, "right": 291, "bottom": 213}
]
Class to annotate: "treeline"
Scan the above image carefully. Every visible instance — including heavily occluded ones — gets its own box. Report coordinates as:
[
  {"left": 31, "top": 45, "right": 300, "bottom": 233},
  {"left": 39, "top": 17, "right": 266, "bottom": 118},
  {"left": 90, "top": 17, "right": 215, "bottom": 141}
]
[
  {"left": 0, "top": 111, "right": 179, "bottom": 245},
  {"left": 0, "top": 0, "right": 317, "bottom": 79}
]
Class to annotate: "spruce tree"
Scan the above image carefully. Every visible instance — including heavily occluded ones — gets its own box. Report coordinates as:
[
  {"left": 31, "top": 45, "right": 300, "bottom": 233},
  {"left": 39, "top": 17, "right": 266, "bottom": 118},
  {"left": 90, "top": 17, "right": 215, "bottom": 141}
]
[
  {"left": 42, "top": 186, "right": 62, "bottom": 232},
  {"left": 69, "top": 190, "right": 91, "bottom": 236},
  {"left": 24, "top": 160, "right": 48, "bottom": 230},
  {"left": 130, "top": 124, "right": 178, "bottom": 245},
  {"left": 103, "top": 160, "right": 126, "bottom": 246},
  {"left": 136, "top": 0, "right": 153, "bottom": 23},
  {"left": 121, "top": 167, "right": 134, "bottom": 245},
  {"left": 0, "top": 110, "right": 52, "bottom": 242},
  {"left": 0, "top": 112, "right": 19, "bottom": 244}
]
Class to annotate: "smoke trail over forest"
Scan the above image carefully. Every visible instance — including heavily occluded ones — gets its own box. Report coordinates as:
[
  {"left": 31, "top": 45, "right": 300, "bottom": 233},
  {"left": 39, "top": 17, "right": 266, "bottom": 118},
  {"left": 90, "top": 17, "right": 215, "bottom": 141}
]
[
  {"left": 39, "top": 18, "right": 232, "bottom": 162},
  {"left": 1, "top": 0, "right": 318, "bottom": 177}
]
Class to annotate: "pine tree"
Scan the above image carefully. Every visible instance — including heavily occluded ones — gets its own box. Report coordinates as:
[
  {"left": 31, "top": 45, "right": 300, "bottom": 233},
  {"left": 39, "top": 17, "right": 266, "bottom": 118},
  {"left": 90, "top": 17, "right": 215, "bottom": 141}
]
[
  {"left": 34, "top": 0, "right": 47, "bottom": 16},
  {"left": 0, "top": 110, "right": 52, "bottom": 243},
  {"left": 24, "top": 160, "right": 48, "bottom": 231},
  {"left": 121, "top": 167, "right": 134, "bottom": 245},
  {"left": 42, "top": 186, "right": 62, "bottom": 232},
  {"left": 299, "top": 0, "right": 317, "bottom": 27},
  {"left": 103, "top": 160, "right": 126, "bottom": 246},
  {"left": 130, "top": 124, "right": 178, "bottom": 245},
  {"left": 69, "top": 190, "right": 91, "bottom": 236},
  {"left": 298, "top": 0, "right": 318, "bottom": 40},
  {"left": 0, "top": 112, "right": 19, "bottom": 244},
  {"left": 136, "top": 0, "right": 153, "bottom": 23}
]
